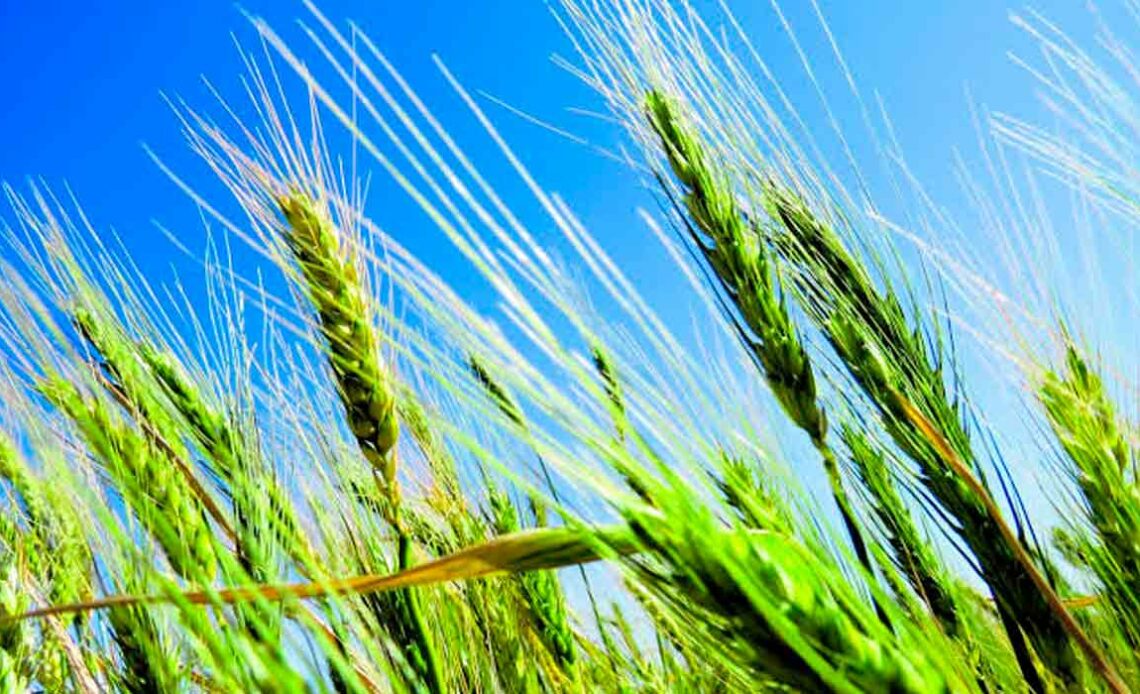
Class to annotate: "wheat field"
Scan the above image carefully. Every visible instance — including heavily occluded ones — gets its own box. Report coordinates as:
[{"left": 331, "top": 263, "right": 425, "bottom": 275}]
[{"left": 0, "top": 1, "right": 1137, "bottom": 691}]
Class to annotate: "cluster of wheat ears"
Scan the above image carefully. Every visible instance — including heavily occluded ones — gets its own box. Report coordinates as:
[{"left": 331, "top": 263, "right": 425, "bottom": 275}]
[{"left": 1, "top": 0, "right": 1139, "bottom": 691}]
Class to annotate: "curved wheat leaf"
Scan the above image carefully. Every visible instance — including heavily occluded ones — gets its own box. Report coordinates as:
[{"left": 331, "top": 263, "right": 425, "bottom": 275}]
[{"left": 8, "top": 525, "right": 636, "bottom": 623}]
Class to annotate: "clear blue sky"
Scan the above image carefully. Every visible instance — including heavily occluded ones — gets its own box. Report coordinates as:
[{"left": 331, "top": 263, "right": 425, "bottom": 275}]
[
  {"left": 0, "top": 0, "right": 1081, "bottom": 286},
  {"left": 0, "top": 0, "right": 1097, "bottom": 545}
]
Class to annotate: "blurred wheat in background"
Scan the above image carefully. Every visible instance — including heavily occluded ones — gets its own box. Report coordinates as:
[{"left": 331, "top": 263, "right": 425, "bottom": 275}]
[{"left": 0, "top": 0, "right": 1139, "bottom": 691}]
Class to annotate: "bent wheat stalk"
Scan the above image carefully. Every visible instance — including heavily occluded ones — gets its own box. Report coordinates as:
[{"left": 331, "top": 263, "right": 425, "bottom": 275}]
[{"left": 894, "top": 389, "right": 1128, "bottom": 694}]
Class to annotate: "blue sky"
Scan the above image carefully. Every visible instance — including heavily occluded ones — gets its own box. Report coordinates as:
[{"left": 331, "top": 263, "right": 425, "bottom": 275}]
[{"left": 0, "top": 0, "right": 1080, "bottom": 284}]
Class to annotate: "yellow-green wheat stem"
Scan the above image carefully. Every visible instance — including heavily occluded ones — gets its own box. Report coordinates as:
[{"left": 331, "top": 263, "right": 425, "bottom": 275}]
[
  {"left": 277, "top": 191, "right": 442, "bottom": 692},
  {"left": 1040, "top": 343, "right": 1140, "bottom": 647},
  {"left": 842, "top": 426, "right": 964, "bottom": 635},
  {"left": 137, "top": 343, "right": 315, "bottom": 569},
  {"left": 38, "top": 375, "right": 218, "bottom": 582},
  {"left": 472, "top": 356, "right": 583, "bottom": 673},
  {"left": 73, "top": 309, "right": 236, "bottom": 543},
  {"left": 645, "top": 91, "right": 876, "bottom": 580},
  {"left": 0, "top": 437, "right": 92, "bottom": 689},
  {"left": 9, "top": 525, "right": 636, "bottom": 619}
]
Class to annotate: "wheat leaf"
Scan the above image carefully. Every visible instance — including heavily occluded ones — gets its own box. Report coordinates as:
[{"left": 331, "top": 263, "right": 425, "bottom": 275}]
[{"left": 8, "top": 525, "right": 636, "bottom": 623}]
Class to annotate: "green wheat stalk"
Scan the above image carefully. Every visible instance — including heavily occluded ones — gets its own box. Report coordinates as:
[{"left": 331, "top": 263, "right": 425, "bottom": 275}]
[
  {"left": 645, "top": 90, "right": 877, "bottom": 584},
  {"left": 1040, "top": 342, "right": 1140, "bottom": 647},
  {"left": 277, "top": 191, "right": 443, "bottom": 692}
]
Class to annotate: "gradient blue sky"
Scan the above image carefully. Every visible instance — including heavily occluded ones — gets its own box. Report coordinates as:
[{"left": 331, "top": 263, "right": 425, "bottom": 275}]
[{"left": 0, "top": 0, "right": 1080, "bottom": 281}]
